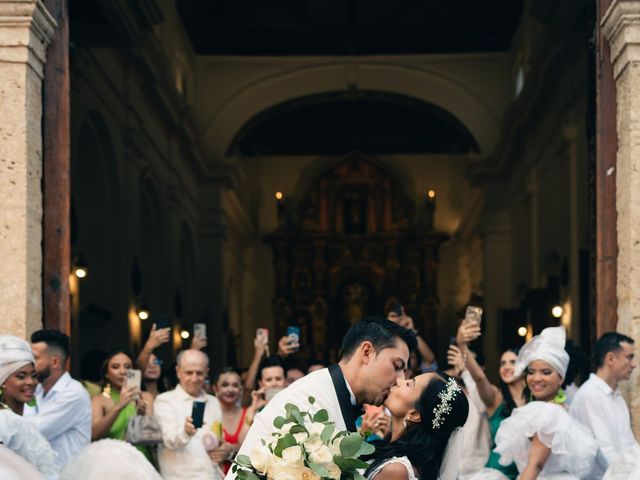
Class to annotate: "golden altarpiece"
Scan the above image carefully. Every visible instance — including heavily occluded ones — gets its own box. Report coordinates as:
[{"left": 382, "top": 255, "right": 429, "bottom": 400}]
[{"left": 265, "top": 153, "right": 448, "bottom": 362}]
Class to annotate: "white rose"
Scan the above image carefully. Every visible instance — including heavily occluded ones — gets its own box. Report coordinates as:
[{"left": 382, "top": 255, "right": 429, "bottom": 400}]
[
  {"left": 303, "top": 435, "right": 324, "bottom": 453},
  {"left": 325, "top": 462, "right": 341, "bottom": 480},
  {"left": 293, "top": 430, "right": 309, "bottom": 443},
  {"left": 281, "top": 445, "right": 304, "bottom": 467},
  {"left": 249, "top": 444, "right": 272, "bottom": 475},
  {"left": 309, "top": 445, "right": 334, "bottom": 466},
  {"left": 268, "top": 461, "right": 298, "bottom": 480},
  {"left": 305, "top": 421, "right": 326, "bottom": 437},
  {"left": 299, "top": 466, "right": 321, "bottom": 480}
]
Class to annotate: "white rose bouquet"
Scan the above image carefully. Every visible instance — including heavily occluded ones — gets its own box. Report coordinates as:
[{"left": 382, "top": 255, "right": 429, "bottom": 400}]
[{"left": 232, "top": 396, "right": 375, "bottom": 480}]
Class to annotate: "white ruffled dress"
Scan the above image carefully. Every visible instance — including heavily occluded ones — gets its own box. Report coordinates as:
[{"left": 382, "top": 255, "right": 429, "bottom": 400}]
[
  {"left": 0, "top": 408, "right": 58, "bottom": 476},
  {"left": 494, "top": 401, "right": 597, "bottom": 479},
  {"left": 366, "top": 456, "right": 418, "bottom": 480}
]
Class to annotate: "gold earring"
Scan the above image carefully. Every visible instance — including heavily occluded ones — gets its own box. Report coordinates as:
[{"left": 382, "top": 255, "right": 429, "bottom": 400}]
[{"left": 102, "top": 382, "right": 111, "bottom": 399}]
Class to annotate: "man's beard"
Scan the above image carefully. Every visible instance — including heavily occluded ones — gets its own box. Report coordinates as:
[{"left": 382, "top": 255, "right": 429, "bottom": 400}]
[{"left": 36, "top": 366, "right": 51, "bottom": 383}]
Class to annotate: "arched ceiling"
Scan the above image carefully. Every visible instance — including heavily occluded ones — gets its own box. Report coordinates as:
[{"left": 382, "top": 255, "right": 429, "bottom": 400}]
[
  {"left": 177, "top": 0, "right": 523, "bottom": 55},
  {"left": 229, "top": 91, "right": 479, "bottom": 156}
]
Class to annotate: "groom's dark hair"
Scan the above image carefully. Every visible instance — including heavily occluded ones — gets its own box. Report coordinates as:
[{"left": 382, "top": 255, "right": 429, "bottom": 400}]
[{"left": 340, "top": 316, "right": 417, "bottom": 360}]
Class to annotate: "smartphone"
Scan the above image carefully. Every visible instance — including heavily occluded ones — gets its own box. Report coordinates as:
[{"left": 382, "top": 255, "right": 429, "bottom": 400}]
[
  {"left": 287, "top": 326, "right": 301, "bottom": 351},
  {"left": 464, "top": 306, "right": 483, "bottom": 327},
  {"left": 449, "top": 336, "right": 457, "bottom": 346},
  {"left": 193, "top": 323, "right": 207, "bottom": 339},
  {"left": 265, "top": 386, "right": 285, "bottom": 402},
  {"left": 192, "top": 401, "right": 206, "bottom": 428},
  {"left": 125, "top": 369, "right": 142, "bottom": 400},
  {"left": 153, "top": 313, "right": 170, "bottom": 330},
  {"left": 256, "top": 328, "right": 269, "bottom": 346},
  {"left": 390, "top": 304, "right": 403, "bottom": 316}
]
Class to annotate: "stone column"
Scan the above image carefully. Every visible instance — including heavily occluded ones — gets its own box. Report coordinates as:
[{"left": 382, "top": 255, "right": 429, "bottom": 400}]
[
  {"left": 196, "top": 181, "right": 227, "bottom": 369},
  {"left": 480, "top": 210, "right": 512, "bottom": 381},
  {"left": 0, "top": 1, "right": 55, "bottom": 338},
  {"left": 602, "top": 0, "right": 640, "bottom": 436}
]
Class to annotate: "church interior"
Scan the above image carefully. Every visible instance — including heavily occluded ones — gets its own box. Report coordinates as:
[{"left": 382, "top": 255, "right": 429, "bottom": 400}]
[{"left": 66, "top": 0, "right": 594, "bottom": 377}]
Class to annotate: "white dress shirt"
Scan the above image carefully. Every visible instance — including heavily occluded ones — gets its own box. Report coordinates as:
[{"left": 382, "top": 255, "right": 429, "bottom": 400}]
[
  {"left": 226, "top": 368, "right": 346, "bottom": 480},
  {"left": 23, "top": 372, "right": 91, "bottom": 471},
  {"left": 154, "top": 384, "right": 223, "bottom": 480},
  {"left": 457, "top": 369, "right": 491, "bottom": 478},
  {"left": 570, "top": 373, "right": 639, "bottom": 479}
]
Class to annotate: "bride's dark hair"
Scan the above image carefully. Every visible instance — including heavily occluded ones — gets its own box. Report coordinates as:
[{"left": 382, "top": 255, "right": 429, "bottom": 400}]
[{"left": 365, "top": 377, "right": 469, "bottom": 480}]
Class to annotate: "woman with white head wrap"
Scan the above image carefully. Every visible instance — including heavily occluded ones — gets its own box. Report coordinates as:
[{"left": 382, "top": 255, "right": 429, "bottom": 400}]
[
  {"left": 492, "top": 326, "right": 597, "bottom": 480},
  {"left": 0, "top": 334, "right": 37, "bottom": 414},
  {"left": 0, "top": 335, "right": 58, "bottom": 477}
]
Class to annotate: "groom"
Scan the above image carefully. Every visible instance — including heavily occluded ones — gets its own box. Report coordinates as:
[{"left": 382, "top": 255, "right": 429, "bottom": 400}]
[{"left": 225, "top": 316, "right": 417, "bottom": 479}]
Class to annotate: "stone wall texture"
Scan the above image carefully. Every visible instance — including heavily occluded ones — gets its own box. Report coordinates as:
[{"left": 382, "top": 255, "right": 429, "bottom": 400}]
[
  {"left": 603, "top": 0, "right": 640, "bottom": 438},
  {"left": 0, "top": 1, "right": 55, "bottom": 338}
]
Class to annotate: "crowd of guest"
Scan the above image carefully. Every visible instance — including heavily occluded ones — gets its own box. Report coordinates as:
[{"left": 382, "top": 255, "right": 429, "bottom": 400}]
[{"left": 0, "top": 305, "right": 638, "bottom": 479}]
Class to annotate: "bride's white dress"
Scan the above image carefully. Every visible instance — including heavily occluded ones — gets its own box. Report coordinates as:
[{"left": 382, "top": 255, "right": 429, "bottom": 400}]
[
  {"left": 494, "top": 401, "right": 597, "bottom": 479},
  {"left": 0, "top": 408, "right": 58, "bottom": 476},
  {"left": 366, "top": 456, "right": 418, "bottom": 480}
]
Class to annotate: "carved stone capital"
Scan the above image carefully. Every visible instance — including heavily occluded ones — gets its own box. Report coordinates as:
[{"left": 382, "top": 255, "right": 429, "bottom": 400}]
[
  {"left": 602, "top": 0, "right": 640, "bottom": 79},
  {"left": 0, "top": 1, "right": 56, "bottom": 78}
]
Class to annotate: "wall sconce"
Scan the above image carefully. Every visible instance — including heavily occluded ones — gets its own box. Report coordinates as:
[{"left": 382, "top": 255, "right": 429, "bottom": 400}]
[
  {"left": 517, "top": 326, "right": 528, "bottom": 337},
  {"left": 275, "top": 191, "right": 284, "bottom": 201},
  {"left": 427, "top": 189, "right": 436, "bottom": 200},
  {"left": 72, "top": 254, "right": 88, "bottom": 279},
  {"left": 551, "top": 305, "right": 563, "bottom": 318},
  {"left": 180, "top": 329, "right": 190, "bottom": 339},
  {"left": 136, "top": 300, "right": 150, "bottom": 321}
]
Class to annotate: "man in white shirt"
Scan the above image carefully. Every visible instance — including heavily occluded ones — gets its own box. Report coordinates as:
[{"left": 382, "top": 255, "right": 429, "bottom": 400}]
[
  {"left": 570, "top": 332, "right": 638, "bottom": 479},
  {"left": 23, "top": 329, "right": 91, "bottom": 472},
  {"left": 155, "top": 349, "right": 226, "bottom": 480},
  {"left": 226, "top": 316, "right": 417, "bottom": 480}
]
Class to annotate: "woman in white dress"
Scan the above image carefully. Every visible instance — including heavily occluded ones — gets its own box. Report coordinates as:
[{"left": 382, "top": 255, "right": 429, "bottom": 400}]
[
  {"left": 493, "top": 326, "right": 597, "bottom": 480},
  {"left": 0, "top": 335, "right": 58, "bottom": 477},
  {"left": 365, "top": 373, "right": 469, "bottom": 480}
]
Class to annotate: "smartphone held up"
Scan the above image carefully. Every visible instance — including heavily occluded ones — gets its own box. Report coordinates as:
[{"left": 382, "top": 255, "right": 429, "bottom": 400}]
[{"left": 463, "top": 305, "right": 483, "bottom": 328}]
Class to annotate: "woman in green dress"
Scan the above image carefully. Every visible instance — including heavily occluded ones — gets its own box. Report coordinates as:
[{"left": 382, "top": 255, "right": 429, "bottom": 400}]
[{"left": 91, "top": 350, "right": 155, "bottom": 465}]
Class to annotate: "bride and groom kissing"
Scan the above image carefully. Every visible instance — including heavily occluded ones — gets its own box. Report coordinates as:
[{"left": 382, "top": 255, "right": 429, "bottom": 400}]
[{"left": 226, "top": 316, "right": 469, "bottom": 480}]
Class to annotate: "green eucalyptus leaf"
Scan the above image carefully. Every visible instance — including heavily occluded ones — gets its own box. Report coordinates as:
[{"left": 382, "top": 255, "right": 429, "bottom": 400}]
[
  {"left": 237, "top": 470, "right": 262, "bottom": 480},
  {"left": 357, "top": 440, "right": 375, "bottom": 456},
  {"left": 292, "top": 409, "right": 305, "bottom": 424},
  {"left": 321, "top": 423, "right": 335, "bottom": 443},
  {"left": 235, "top": 454, "right": 253, "bottom": 467},
  {"left": 339, "top": 432, "right": 363, "bottom": 458},
  {"left": 353, "top": 472, "right": 367, "bottom": 480},
  {"left": 308, "top": 396, "right": 316, "bottom": 404},
  {"left": 274, "top": 434, "right": 298, "bottom": 457},
  {"left": 312, "top": 409, "right": 329, "bottom": 423},
  {"left": 334, "top": 456, "right": 369, "bottom": 471},
  {"left": 289, "top": 424, "right": 307, "bottom": 435},
  {"left": 308, "top": 462, "right": 331, "bottom": 478},
  {"left": 273, "top": 416, "right": 287, "bottom": 429}
]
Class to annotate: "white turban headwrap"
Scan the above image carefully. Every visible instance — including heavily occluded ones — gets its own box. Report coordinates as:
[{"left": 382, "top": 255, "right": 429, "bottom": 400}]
[
  {"left": 0, "top": 335, "right": 35, "bottom": 386},
  {"left": 514, "top": 326, "right": 570, "bottom": 380}
]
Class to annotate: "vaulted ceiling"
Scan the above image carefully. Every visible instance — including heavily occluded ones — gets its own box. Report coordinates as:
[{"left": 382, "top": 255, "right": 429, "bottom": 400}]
[
  {"left": 177, "top": 0, "right": 523, "bottom": 55},
  {"left": 230, "top": 91, "right": 479, "bottom": 156}
]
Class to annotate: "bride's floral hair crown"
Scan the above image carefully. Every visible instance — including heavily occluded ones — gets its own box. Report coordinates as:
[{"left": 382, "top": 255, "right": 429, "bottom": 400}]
[{"left": 432, "top": 377, "right": 462, "bottom": 429}]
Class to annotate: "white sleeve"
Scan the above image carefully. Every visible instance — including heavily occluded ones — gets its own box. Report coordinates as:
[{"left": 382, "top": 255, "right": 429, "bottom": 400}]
[
  {"left": 25, "top": 387, "right": 90, "bottom": 441},
  {"left": 570, "top": 394, "right": 617, "bottom": 467},
  {"left": 154, "top": 395, "right": 191, "bottom": 450},
  {"left": 461, "top": 369, "right": 486, "bottom": 414}
]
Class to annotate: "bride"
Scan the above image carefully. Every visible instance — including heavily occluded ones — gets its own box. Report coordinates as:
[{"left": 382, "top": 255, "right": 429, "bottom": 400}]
[{"left": 365, "top": 373, "right": 469, "bottom": 480}]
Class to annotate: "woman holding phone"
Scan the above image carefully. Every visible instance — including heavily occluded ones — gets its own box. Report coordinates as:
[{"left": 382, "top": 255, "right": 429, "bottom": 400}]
[
  {"left": 91, "top": 350, "right": 155, "bottom": 465},
  {"left": 212, "top": 367, "right": 261, "bottom": 474}
]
